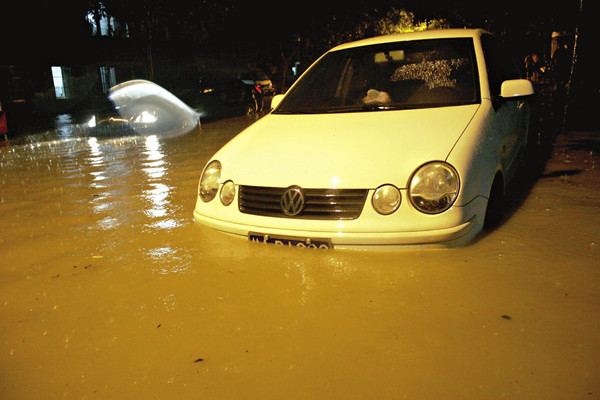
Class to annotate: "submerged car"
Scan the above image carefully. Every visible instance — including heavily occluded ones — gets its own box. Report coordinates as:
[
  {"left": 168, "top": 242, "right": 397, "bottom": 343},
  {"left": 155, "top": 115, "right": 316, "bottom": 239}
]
[
  {"left": 193, "top": 29, "right": 534, "bottom": 249},
  {"left": 180, "top": 72, "right": 262, "bottom": 120},
  {"left": 238, "top": 69, "right": 275, "bottom": 96},
  {"left": 84, "top": 105, "right": 158, "bottom": 137},
  {"left": 84, "top": 80, "right": 201, "bottom": 138}
]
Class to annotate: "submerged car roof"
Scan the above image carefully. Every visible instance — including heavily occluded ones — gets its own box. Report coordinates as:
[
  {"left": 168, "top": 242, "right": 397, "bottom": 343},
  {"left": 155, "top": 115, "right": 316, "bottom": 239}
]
[{"left": 330, "top": 28, "right": 488, "bottom": 52}]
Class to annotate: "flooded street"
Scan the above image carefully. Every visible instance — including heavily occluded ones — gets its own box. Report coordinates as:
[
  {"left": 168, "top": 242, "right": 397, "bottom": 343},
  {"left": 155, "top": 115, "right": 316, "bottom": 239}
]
[{"left": 1, "top": 116, "right": 599, "bottom": 399}]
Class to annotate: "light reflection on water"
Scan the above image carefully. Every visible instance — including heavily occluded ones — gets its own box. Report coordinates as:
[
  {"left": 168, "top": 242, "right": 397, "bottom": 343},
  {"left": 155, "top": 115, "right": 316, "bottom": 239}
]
[
  {"left": 141, "top": 135, "right": 182, "bottom": 236},
  {"left": 0, "top": 128, "right": 200, "bottom": 275}
]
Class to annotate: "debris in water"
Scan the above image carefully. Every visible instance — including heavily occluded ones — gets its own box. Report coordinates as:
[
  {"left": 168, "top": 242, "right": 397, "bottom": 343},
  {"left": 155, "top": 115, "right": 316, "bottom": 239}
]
[
  {"left": 193, "top": 358, "right": 204, "bottom": 363},
  {"left": 501, "top": 315, "right": 512, "bottom": 320}
]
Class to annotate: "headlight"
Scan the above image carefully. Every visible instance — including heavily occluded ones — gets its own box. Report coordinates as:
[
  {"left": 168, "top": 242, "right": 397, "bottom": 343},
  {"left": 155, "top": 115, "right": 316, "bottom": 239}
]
[
  {"left": 409, "top": 162, "right": 459, "bottom": 214},
  {"left": 372, "top": 184, "right": 401, "bottom": 215},
  {"left": 220, "top": 180, "right": 236, "bottom": 206},
  {"left": 199, "top": 160, "right": 222, "bottom": 202}
]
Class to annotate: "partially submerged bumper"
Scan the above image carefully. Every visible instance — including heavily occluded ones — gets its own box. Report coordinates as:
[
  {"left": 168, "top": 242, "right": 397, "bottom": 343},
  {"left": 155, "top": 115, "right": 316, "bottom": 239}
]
[{"left": 193, "top": 196, "right": 486, "bottom": 250}]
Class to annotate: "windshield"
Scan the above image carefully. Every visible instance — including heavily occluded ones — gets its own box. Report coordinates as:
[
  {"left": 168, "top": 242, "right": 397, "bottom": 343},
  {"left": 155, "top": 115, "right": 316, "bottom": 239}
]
[{"left": 275, "top": 38, "right": 480, "bottom": 114}]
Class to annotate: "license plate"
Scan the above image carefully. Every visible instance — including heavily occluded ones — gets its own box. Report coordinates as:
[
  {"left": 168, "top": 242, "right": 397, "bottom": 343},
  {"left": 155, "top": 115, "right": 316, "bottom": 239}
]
[{"left": 249, "top": 232, "right": 332, "bottom": 249}]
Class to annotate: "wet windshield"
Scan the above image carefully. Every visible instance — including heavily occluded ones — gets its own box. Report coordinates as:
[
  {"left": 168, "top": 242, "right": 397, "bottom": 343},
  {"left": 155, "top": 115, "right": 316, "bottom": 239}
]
[{"left": 275, "top": 38, "right": 480, "bottom": 114}]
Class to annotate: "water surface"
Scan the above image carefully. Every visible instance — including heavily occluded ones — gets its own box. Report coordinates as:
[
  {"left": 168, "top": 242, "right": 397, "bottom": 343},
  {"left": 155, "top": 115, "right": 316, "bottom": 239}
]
[{"left": 1, "top": 118, "right": 599, "bottom": 399}]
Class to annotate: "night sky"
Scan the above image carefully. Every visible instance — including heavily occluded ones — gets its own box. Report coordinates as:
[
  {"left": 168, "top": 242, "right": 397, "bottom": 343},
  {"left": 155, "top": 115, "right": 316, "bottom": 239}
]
[
  {"left": 1, "top": 0, "right": 597, "bottom": 104},
  {"left": 1, "top": 0, "right": 589, "bottom": 54}
]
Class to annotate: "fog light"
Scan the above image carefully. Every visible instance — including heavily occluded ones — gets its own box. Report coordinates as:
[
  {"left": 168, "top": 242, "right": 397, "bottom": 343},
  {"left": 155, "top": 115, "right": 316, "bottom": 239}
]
[
  {"left": 372, "top": 184, "right": 401, "bottom": 215},
  {"left": 220, "top": 180, "right": 236, "bottom": 206}
]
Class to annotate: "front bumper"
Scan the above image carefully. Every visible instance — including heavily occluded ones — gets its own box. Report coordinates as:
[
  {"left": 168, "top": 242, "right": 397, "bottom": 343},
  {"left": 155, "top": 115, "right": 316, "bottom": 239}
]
[{"left": 193, "top": 196, "right": 486, "bottom": 250}]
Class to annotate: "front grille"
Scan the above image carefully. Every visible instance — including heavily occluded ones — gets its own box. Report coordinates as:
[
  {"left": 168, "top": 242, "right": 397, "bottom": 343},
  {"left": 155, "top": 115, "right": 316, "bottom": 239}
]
[{"left": 239, "top": 185, "right": 368, "bottom": 220}]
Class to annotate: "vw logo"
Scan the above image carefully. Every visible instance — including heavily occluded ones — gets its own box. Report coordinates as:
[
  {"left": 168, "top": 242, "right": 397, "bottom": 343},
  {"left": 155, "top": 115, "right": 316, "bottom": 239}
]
[{"left": 281, "top": 186, "right": 305, "bottom": 216}]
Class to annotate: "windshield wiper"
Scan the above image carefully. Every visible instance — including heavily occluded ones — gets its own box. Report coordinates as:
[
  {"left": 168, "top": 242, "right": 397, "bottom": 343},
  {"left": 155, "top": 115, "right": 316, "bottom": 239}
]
[
  {"left": 273, "top": 109, "right": 325, "bottom": 114},
  {"left": 324, "top": 104, "right": 412, "bottom": 113},
  {"left": 360, "top": 104, "right": 404, "bottom": 111},
  {"left": 274, "top": 103, "right": 418, "bottom": 115}
]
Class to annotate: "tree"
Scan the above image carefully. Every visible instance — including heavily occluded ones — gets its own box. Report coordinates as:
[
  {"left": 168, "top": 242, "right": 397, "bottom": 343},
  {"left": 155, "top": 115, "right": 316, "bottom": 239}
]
[
  {"left": 324, "top": 7, "right": 449, "bottom": 47},
  {"left": 374, "top": 8, "right": 450, "bottom": 35}
]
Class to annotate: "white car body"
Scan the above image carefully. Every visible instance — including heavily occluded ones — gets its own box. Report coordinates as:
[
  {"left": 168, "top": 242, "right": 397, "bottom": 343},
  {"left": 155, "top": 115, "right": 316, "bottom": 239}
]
[{"left": 193, "top": 29, "right": 534, "bottom": 249}]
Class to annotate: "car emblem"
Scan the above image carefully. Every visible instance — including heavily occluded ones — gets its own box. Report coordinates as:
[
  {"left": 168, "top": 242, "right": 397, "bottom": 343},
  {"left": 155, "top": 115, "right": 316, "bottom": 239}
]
[{"left": 281, "top": 187, "right": 305, "bottom": 216}]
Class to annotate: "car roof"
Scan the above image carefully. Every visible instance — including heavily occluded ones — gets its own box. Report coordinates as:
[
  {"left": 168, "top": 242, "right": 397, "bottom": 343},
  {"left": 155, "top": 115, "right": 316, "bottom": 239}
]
[{"left": 330, "top": 28, "right": 488, "bottom": 52}]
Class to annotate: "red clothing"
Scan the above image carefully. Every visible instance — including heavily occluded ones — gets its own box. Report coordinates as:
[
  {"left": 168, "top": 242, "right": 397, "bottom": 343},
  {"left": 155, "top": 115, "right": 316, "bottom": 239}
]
[{"left": 0, "top": 111, "right": 7, "bottom": 135}]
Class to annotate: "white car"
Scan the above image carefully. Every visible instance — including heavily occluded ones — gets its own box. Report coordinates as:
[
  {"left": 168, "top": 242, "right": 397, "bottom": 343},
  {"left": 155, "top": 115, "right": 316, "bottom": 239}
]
[{"left": 193, "top": 29, "right": 534, "bottom": 249}]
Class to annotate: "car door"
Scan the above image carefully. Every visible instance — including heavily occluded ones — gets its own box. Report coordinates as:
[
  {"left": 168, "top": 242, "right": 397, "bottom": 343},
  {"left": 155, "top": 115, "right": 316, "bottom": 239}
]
[{"left": 481, "top": 34, "right": 529, "bottom": 182}]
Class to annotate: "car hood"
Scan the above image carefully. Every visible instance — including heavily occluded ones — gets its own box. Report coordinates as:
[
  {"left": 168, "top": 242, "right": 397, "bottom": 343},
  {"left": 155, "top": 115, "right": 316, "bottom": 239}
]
[{"left": 214, "top": 104, "right": 480, "bottom": 189}]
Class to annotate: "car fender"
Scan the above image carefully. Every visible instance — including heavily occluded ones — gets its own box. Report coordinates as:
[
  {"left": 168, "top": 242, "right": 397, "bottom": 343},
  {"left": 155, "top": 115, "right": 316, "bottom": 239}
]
[{"left": 446, "top": 99, "right": 504, "bottom": 206}]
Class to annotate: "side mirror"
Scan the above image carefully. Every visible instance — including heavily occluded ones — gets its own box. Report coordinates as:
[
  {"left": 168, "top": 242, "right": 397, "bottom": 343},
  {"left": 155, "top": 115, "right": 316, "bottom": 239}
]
[
  {"left": 270, "top": 94, "right": 285, "bottom": 110},
  {"left": 500, "top": 79, "right": 535, "bottom": 98}
]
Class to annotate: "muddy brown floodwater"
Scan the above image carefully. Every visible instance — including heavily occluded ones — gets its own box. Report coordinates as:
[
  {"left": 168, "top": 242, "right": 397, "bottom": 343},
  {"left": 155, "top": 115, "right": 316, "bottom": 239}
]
[{"left": 1, "top": 116, "right": 599, "bottom": 399}]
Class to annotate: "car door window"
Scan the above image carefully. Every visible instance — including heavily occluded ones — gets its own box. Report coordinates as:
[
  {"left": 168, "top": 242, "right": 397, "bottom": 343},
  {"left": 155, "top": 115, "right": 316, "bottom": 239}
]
[{"left": 481, "top": 34, "right": 522, "bottom": 96}]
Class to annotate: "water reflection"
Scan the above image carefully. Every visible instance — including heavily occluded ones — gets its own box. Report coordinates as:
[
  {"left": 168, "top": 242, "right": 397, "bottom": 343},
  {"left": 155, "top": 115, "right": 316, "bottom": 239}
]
[
  {"left": 285, "top": 259, "right": 314, "bottom": 306},
  {"left": 145, "top": 245, "right": 192, "bottom": 275},
  {"left": 138, "top": 135, "right": 190, "bottom": 273},
  {"left": 143, "top": 135, "right": 166, "bottom": 178},
  {"left": 55, "top": 114, "right": 75, "bottom": 138},
  {"left": 141, "top": 135, "right": 180, "bottom": 231},
  {"left": 97, "top": 216, "right": 120, "bottom": 231},
  {"left": 87, "top": 137, "right": 107, "bottom": 190},
  {"left": 86, "top": 136, "right": 119, "bottom": 232}
]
